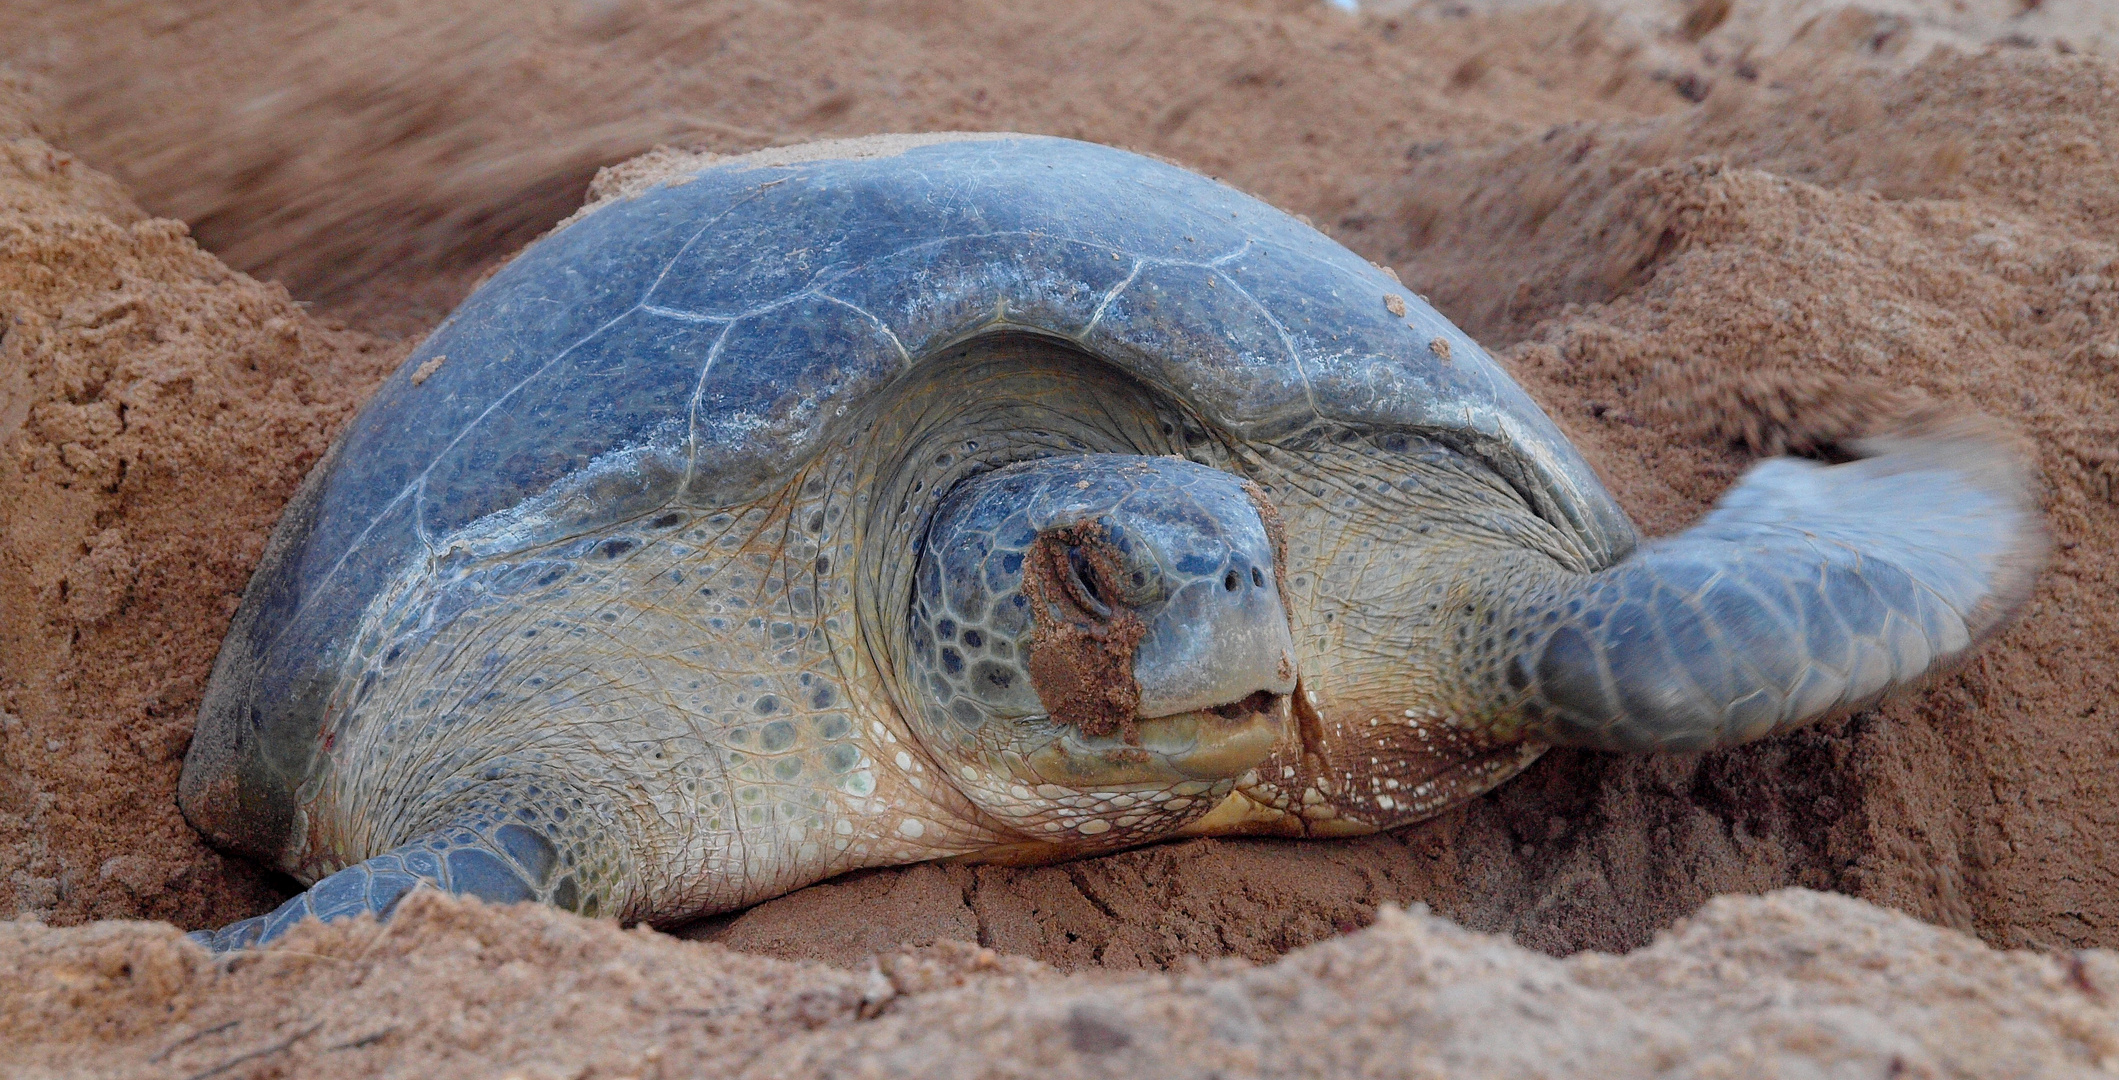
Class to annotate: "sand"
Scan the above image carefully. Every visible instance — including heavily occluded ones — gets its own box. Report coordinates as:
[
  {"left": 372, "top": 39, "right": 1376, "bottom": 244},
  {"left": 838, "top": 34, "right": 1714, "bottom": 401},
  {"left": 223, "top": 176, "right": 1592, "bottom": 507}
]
[
  {"left": 1, "top": 0, "right": 2116, "bottom": 1073},
  {"left": 0, "top": 78, "right": 405, "bottom": 937},
  {"left": 7, "top": 889, "right": 2116, "bottom": 1078}
]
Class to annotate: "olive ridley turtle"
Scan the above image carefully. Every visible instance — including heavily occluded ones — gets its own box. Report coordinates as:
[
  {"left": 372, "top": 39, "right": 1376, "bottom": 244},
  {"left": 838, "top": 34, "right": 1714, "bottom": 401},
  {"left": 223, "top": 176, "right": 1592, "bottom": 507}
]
[{"left": 180, "top": 135, "right": 2044, "bottom": 949}]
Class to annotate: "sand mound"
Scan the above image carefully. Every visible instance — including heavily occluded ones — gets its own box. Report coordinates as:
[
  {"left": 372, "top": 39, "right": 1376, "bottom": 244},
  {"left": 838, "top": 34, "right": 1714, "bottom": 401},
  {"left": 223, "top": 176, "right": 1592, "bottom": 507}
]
[
  {"left": 0, "top": 92, "right": 403, "bottom": 931},
  {"left": 1368, "top": 47, "right": 2119, "bottom": 950},
  {"left": 5, "top": 888, "right": 2113, "bottom": 1078}
]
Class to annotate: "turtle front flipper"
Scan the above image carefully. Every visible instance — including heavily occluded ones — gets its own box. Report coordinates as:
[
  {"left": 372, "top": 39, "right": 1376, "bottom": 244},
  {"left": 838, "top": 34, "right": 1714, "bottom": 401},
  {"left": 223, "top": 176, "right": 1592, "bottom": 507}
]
[
  {"left": 1498, "top": 421, "right": 2045, "bottom": 752},
  {"left": 190, "top": 804, "right": 612, "bottom": 952}
]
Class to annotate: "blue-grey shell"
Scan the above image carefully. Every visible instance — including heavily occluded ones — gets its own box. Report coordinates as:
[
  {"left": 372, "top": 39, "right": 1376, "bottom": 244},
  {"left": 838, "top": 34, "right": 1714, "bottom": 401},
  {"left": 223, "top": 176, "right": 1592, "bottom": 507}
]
[{"left": 182, "top": 134, "right": 1634, "bottom": 857}]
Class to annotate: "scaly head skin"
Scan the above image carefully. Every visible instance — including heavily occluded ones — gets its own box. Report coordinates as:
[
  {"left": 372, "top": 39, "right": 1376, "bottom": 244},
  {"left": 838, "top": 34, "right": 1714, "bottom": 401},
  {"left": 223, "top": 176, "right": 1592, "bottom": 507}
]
[{"left": 901, "top": 455, "right": 1297, "bottom": 855}]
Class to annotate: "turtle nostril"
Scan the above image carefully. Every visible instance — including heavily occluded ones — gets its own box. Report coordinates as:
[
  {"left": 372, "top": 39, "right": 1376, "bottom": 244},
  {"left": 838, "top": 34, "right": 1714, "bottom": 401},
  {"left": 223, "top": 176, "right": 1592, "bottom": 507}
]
[
  {"left": 1223, "top": 570, "right": 1240, "bottom": 592},
  {"left": 1250, "top": 567, "right": 1265, "bottom": 588}
]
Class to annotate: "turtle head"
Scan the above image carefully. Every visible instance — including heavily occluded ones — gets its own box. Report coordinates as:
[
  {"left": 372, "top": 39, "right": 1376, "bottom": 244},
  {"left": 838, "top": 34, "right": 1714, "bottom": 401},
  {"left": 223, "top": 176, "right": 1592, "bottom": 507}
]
[{"left": 905, "top": 455, "right": 1296, "bottom": 846}]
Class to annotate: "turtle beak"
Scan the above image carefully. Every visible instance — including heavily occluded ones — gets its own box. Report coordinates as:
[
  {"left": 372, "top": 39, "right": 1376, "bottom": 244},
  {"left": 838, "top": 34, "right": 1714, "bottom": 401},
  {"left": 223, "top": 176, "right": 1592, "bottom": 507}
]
[
  {"left": 1123, "top": 555, "right": 1295, "bottom": 783},
  {"left": 1131, "top": 691, "right": 1289, "bottom": 779},
  {"left": 1132, "top": 548, "right": 1298, "bottom": 718}
]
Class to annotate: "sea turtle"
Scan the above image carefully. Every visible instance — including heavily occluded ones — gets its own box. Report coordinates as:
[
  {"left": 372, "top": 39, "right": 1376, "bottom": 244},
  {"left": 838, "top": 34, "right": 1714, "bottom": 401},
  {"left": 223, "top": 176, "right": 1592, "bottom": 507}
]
[{"left": 181, "top": 134, "right": 2043, "bottom": 950}]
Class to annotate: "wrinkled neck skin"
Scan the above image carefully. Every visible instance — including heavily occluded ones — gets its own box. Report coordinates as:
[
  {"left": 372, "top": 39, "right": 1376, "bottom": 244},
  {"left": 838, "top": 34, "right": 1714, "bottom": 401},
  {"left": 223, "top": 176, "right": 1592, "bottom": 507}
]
[{"left": 1179, "top": 424, "right": 1594, "bottom": 838}]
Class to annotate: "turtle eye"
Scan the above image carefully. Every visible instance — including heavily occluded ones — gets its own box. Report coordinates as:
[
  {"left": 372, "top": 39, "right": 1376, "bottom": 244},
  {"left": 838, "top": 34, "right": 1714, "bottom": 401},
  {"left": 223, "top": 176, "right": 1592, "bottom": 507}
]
[{"left": 1064, "top": 546, "right": 1115, "bottom": 619}]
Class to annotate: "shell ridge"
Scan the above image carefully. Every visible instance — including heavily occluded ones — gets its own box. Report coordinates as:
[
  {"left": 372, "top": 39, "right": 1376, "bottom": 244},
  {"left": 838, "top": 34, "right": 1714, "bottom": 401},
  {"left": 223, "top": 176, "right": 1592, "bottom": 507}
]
[
  {"left": 261, "top": 298, "right": 656, "bottom": 659},
  {"left": 639, "top": 177, "right": 792, "bottom": 301},
  {"left": 680, "top": 321, "right": 737, "bottom": 515},
  {"left": 813, "top": 293, "right": 913, "bottom": 368},
  {"left": 629, "top": 172, "right": 809, "bottom": 333},
  {"left": 411, "top": 477, "right": 436, "bottom": 556},
  {"left": 1079, "top": 257, "right": 1145, "bottom": 339},
  {"left": 638, "top": 304, "right": 728, "bottom": 324},
  {"left": 1207, "top": 239, "right": 1257, "bottom": 267},
  {"left": 1209, "top": 271, "right": 1324, "bottom": 423},
  {"left": 806, "top": 228, "right": 1114, "bottom": 293},
  {"left": 664, "top": 229, "right": 1104, "bottom": 323}
]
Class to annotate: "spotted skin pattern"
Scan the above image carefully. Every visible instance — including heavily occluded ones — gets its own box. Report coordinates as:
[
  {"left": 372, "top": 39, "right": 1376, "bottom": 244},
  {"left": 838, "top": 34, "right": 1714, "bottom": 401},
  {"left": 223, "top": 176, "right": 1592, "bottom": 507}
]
[
  {"left": 905, "top": 454, "right": 1293, "bottom": 848},
  {"left": 182, "top": 137, "right": 2041, "bottom": 949}
]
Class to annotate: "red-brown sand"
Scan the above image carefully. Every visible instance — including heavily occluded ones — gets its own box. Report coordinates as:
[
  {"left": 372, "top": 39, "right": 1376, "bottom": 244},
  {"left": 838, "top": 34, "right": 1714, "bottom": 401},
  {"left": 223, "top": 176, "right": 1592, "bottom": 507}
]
[{"left": 7, "top": 888, "right": 2116, "bottom": 1078}]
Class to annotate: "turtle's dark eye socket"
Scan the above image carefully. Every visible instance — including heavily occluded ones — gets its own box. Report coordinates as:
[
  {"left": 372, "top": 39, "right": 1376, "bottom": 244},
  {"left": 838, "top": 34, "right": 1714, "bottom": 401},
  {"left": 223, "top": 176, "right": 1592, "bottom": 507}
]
[{"left": 1064, "top": 546, "right": 1114, "bottom": 618}]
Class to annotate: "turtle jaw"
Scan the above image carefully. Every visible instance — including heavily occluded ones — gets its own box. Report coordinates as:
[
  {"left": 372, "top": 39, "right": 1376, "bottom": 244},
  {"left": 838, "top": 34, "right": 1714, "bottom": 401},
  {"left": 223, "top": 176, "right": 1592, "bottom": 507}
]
[{"left": 1023, "top": 689, "right": 1288, "bottom": 788}]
